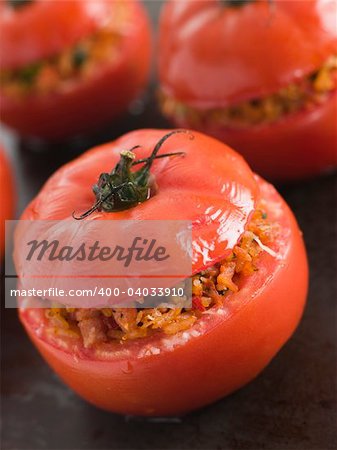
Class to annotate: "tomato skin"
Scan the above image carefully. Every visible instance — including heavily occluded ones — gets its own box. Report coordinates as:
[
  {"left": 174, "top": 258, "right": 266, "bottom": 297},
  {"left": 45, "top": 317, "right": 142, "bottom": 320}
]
[
  {"left": 159, "top": 0, "right": 337, "bottom": 107},
  {"left": 0, "top": 146, "right": 15, "bottom": 257},
  {"left": 158, "top": 0, "right": 337, "bottom": 180},
  {"left": 169, "top": 92, "right": 337, "bottom": 181},
  {"left": 0, "top": 0, "right": 152, "bottom": 140},
  {"left": 0, "top": 0, "right": 112, "bottom": 70},
  {"left": 16, "top": 129, "right": 259, "bottom": 273},
  {"left": 19, "top": 176, "right": 308, "bottom": 416}
]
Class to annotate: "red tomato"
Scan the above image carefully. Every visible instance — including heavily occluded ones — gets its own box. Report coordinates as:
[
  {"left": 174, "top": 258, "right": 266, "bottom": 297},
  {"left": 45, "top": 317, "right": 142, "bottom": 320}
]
[
  {"left": 17, "top": 129, "right": 259, "bottom": 270},
  {"left": 0, "top": 146, "right": 15, "bottom": 257},
  {"left": 158, "top": 0, "right": 337, "bottom": 180},
  {"left": 16, "top": 129, "right": 308, "bottom": 416},
  {"left": 0, "top": 0, "right": 151, "bottom": 140}
]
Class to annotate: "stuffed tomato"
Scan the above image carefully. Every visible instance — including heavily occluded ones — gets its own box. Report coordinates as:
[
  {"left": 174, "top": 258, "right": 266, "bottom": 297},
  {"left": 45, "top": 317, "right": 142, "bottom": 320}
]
[
  {"left": 0, "top": 0, "right": 151, "bottom": 140},
  {"left": 16, "top": 129, "right": 308, "bottom": 416},
  {"left": 158, "top": 0, "right": 337, "bottom": 180}
]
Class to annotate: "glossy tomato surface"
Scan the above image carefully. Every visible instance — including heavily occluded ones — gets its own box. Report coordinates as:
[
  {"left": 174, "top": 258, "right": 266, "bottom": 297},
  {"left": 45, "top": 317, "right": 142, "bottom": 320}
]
[
  {"left": 158, "top": 0, "right": 337, "bottom": 180},
  {"left": 16, "top": 129, "right": 259, "bottom": 272},
  {"left": 0, "top": 146, "right": 15, "bottom": 257},
  {"left": 17, "top": 129, "right": 308, "bottom": 416},
  {"left": 0, "top": 0, "right": 151, "bottom": 140},
  {"left": 173, "top": 92, "right": 337, "bottom": 181},
  {"left": 0, "top": 0, "right": 112, "bottom": 70}
]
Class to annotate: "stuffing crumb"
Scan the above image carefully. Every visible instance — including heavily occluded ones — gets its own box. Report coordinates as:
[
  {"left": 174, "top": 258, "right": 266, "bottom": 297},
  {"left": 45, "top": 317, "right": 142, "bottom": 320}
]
[
  {"left": 160, "top": 55, "right": 337, "bottom": 127},
  {"left": 44, "top": 207, "right": 277, "bottom": 347}
]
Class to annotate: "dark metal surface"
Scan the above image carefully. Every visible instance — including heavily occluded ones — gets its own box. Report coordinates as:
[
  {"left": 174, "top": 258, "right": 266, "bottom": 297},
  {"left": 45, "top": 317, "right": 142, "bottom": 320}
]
[{"left": 1, "top": 2, "right": 336, "bottom": 449}]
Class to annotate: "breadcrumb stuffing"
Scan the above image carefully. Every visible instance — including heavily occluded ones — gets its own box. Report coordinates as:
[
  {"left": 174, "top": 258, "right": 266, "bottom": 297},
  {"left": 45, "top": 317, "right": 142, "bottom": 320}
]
[
  {"left": 160, "top": 55, "right": 337, "bottom": 127},
  {"left": 0, "top": 1, "right": 128, "bottom": 98},
  {"left": 44, "top": 208, "right": 277, "bottom": 348}
]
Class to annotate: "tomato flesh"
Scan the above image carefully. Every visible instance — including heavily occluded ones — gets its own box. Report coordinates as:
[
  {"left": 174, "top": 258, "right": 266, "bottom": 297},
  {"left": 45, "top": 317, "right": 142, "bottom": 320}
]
[
  {"left": 0, "top": 0, "right": 152, "bottom": 139},
  {"left": 159, "top": 0, "right": 337, "bottom": 106},
  {"left": 19, "top": 176, "right": 308, "bottom": 416},
  {"left": 17, "top": 129, "right": 259, "bottom": 273},
  {"left": 158, "top": 0, "right": 337, "bottom": 180},
  {"left": 15, "top": 129, "right": 307, "bottom": 415},
  {"left": 0, "top": 0, "right": 113, "bottom": 70},
  {"left": 168, "top": 92, "right": 337, "bottom": 180}
]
